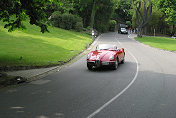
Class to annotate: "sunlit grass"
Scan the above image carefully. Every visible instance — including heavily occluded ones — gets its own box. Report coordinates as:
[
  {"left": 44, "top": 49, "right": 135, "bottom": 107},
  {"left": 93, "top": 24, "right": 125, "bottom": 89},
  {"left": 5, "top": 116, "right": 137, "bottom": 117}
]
[
  {"left": 0, "top": 21, "right": 92, "bottom": 67},
  {"left": 135, "top": 37, "right": 176, "bottom": 51}
]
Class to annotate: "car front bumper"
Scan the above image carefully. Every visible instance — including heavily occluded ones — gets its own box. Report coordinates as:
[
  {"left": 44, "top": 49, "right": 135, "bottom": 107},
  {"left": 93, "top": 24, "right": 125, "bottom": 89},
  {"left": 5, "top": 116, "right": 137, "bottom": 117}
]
[
  {"left": 87, "top": 60, "right": 115, "bottom": 67},
  {"left": 121, "top": 31, "right": 128, "bottom": 34}
]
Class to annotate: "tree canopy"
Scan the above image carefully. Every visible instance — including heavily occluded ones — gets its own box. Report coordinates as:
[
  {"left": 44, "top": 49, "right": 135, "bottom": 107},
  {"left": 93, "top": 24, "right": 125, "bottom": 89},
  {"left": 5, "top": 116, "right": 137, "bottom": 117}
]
[
  {"left": 0, "top": 0, "right": 61, "bottom": 33},
  {"left": 0, "top": 0, "right": 175, "bottom": 35},
  {"left": 158, "top": 0, "right": 176, "bottom": 35}
]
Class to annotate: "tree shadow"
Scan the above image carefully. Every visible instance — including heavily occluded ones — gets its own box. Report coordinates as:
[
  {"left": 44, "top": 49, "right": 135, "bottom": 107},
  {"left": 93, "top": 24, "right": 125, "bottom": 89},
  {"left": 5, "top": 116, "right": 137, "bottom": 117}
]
[{"left": 0, "top": 70, "right": 176, "bottom": 118}]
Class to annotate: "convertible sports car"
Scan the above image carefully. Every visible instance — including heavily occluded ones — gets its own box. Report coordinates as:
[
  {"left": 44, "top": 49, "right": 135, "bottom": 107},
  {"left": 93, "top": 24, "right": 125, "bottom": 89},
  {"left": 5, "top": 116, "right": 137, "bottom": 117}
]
[{"left": 87, "top": 44, "right": 125, "bottom": 70}]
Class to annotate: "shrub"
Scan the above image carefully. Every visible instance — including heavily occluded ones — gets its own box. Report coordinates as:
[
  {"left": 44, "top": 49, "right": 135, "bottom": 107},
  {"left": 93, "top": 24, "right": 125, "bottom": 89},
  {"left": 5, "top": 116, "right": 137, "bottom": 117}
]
[
  {"left": 75, "top": 22, "right": 83, "bottom": 32},
  {"left": 109, "top": 20, "right": 117, "bottom": 32},
  {"left": 50, "top": 11, "right": 62, "bottom": 27},
  {"left": 72, "top": 16, "right": 82, "bottom": 29},
  {"left": 98, "top": 24, "right": 108, "bottom": 33},
  {"left": 126, "top": 21, "right": 131, "bottom": 28},
  {"left": 60, "top": 13, "right": 74, "bottom": 30},
  {"left": 50, "top": 12, "right": 83, "bottom": 31}
]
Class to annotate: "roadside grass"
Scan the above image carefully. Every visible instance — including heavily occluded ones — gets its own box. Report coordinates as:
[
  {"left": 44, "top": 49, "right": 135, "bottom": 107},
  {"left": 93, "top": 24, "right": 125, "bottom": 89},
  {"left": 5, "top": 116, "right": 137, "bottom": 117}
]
[
  {"left": 135, "top": 37, "right": 176, "bottom": 51},
  {"left": 0, "top": 21, "right": 92, "bottom": 67}
]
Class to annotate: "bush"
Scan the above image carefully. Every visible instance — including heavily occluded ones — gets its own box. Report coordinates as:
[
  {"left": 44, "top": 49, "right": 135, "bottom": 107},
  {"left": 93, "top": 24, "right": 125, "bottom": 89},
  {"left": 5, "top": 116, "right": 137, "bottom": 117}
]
[
  {"left": 109, "top": 20, "right": 117, "bottom": 32},
  {"left": 50, "top": 12, "right": 83, "bottom": 31},
  {"left": 97, "top": 24, "right": 108, "bottom": 33},
  {"left": 60, "top": 13, "right": 74, "bottom": 30},
  {"left": 126, "top": 21, "right": 131, "bottom": 28},
  {"left": 50, "top": 11, "right": 62, "bottom": 27},
  {"left": 72, "top": 16, "right": 82, "bottom": 29},
  {"left": 75, "top": 22, "right": 83, "bottom": 32}
]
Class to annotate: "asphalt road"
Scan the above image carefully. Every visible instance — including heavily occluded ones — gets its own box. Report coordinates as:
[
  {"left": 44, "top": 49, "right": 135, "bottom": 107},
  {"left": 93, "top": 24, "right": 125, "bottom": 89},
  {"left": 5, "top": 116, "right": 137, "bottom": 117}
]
[{"left": 1, "top": 32, "right": 176, "bottom": 118}]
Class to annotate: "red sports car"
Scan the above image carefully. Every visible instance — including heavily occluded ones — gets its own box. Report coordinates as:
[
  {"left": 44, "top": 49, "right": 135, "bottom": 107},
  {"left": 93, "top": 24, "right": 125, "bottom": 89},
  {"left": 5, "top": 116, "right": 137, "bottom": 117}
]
[{"left": 87, "top": 44, "right": 125, "bottom": 70}]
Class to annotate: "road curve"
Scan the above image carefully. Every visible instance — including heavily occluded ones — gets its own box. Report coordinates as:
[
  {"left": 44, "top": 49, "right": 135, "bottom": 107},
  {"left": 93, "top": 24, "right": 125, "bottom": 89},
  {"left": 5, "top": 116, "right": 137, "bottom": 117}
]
[{"left": 0, "top": 32, "right": 176, "bottom": 118}]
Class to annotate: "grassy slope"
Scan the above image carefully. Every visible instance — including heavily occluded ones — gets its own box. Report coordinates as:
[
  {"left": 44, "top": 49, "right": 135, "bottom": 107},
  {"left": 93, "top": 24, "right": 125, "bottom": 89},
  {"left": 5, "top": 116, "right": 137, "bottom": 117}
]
[
  {"left": 135, "top": 37, "right": 176, "bottom": 51},
  {"left": 0, "top": 21, "right": 92, "bottom": 67}
]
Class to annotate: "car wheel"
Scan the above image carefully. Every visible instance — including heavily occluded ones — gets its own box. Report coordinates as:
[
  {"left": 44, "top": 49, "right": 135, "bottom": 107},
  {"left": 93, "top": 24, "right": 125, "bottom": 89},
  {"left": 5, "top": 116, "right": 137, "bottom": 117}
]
[
  {"left": 112, "top": 58, "right": 119, "bottom": 70},
  {"left": 121, "top": 58, "right": 125, "bottom": 64},
  {"left": 87, "top": 63, "right": 93, "bottom": 70}
]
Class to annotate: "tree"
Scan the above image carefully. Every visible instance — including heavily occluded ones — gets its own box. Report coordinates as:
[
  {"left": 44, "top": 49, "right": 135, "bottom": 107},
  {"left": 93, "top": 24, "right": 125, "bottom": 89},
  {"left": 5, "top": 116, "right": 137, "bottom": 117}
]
[
  {"left": 94, "top": 0, "right": 115, "bottom": 32},
  {"left": 158, "top": 0, "right": 176, "bottom": 36},
  {"left": 133, "top": 0, "right": 152, "bottom": 37},
  {"left": 89, "top": 0, "right": 98, "bottom": 29},
  {"left": 75, "top": 0, "right": 100, "bottom": 29},
  {"left": 73, "top": 0, "right": 115, "bottom": 32},
  {"left": 126, "top": 21, "right": 132, "bottom": 28},
  {"left": 146, "top": 5, "right": 163, "bottom": 35},
  {"left": 0, "top": 0, "right": 61, "bottom": 33},
  {"left": 112, "top": 0, "right": 132, "bottom": 23}
]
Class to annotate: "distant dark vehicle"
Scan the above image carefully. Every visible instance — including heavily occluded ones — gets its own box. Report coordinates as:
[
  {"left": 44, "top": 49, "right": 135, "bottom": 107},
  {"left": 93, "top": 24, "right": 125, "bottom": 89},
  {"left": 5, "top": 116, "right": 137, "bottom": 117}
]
[{"left": 118, "top": 28, "right": 128, "bottom": 34}]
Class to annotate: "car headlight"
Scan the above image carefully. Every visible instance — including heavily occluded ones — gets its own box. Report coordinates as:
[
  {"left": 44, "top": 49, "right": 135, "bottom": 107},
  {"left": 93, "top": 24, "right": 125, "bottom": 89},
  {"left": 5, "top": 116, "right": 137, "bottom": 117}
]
[{"left": 110, "top": 55, "right": 114, "bottom": 60}]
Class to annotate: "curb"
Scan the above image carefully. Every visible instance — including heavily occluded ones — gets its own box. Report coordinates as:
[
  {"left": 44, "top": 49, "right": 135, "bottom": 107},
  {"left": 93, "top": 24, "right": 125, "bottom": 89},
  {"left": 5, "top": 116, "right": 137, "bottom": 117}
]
[{"left": 25, "top": 35, "right": 101, "bottom": 82}]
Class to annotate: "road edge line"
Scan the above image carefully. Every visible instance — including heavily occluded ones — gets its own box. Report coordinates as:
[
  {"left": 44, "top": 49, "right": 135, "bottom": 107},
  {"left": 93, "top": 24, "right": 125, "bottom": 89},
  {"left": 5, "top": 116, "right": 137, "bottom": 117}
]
[{"left": 86, "top": 32, "right": 139, "bottom": 118}]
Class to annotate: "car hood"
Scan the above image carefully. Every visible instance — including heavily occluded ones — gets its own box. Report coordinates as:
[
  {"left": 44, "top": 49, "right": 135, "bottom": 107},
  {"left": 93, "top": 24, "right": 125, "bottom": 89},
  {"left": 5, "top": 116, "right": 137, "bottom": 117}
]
[
  {"left": 88, "top": 50, "right": 115, "bottom": 61},
  {"left": 121, "top": 30, "right": 127, "bottom": 32}
]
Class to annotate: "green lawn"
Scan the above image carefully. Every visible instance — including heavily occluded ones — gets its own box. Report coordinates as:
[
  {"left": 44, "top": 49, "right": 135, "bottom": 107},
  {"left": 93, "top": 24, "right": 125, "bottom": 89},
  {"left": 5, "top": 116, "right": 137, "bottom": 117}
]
[
  {"left": 135, "top": 36, "right": 176, "bottom": 51},
  {"left": 0, "top": 21, "right": 92, "bottom": 67}
]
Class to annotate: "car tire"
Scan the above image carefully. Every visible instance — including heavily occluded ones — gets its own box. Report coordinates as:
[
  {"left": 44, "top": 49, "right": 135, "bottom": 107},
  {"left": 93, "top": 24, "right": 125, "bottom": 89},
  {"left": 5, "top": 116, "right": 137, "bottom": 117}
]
[
  {"left": 121, "top": 58, "right": 125, "bottom": 64},
  {"left": 112, "top": 58, "right": 119, "bottom": 70},
  {"left": 87, "top": 63, "right": 93, "bottom": 70}
]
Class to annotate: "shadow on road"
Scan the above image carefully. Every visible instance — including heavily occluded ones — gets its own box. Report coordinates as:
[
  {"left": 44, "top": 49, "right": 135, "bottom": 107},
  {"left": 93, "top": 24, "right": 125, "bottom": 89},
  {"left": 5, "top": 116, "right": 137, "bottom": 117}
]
[{"left": 86, "top": 62, "right": 126, "bottom": 73}]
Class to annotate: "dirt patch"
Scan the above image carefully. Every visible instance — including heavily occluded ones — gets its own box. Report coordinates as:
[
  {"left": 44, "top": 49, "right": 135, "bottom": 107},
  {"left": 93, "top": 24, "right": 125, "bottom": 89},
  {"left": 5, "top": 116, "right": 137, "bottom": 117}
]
[{"left": 0, "top": 72, "right": 27, "bottom": 88}]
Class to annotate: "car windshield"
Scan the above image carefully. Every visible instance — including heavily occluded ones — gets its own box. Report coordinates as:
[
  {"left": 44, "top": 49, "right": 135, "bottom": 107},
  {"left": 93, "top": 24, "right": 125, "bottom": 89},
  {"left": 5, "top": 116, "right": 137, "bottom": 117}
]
[
  {"left": 96, "top": 44, "right": 115, "bottom": 50},
  {"left": 121, "top": 28, "right": 127, "bottom": 31}
]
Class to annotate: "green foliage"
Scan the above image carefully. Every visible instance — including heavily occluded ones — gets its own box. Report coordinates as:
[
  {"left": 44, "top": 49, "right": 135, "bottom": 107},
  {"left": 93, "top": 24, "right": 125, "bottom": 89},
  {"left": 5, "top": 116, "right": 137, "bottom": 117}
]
[
  {"left": 58, "top": 0, "right": 75, "bottom": 14},
  {"left": 126, "top": 21, "right": 131, "bottom": 28},
  {"left": 158, "top": 0, "right": 176, "bottom": 35},
  {"left": 132, "top": 0, "right": 174, "bottom": 36},
  {"left": 72, "top": 0, "right": 92, "bottom": 27},
  {"left": 72, "top": 16, "right": 83, "bottom": 29},
  {"left": 158, "top": 0, "right": 176, "bottom": 25},
  {"left": 75, "top": 22, "right": 83, "bottom": 32},
  {"left": 50, "top": 11, "right": 62, "bottom": 27},
  {"left": 112, "top": 0, "right": 132, "bottom": 22},
  {"left": 94, "top": 0, "right": 115, "bottom": 32},
  {"left": 60, "top": 13, "right": 74, "bottom": 30},
  {"left": 0, "top": 0, "right": 61, "bottom": 33},
  {"left": 0, "top": 21, "right": 92, "bottom": 67},
  {"left": 146, "top": 6, "right": 166, "bottom": 34},
  {"left": 109, "top": 20, "right": 117, "bottom": 32},
  {"left": 51, "top": 12, "right": 83, "bottom": 31},
  {"left": 72, "top": 0, "right": 115, "bottom": 33}
]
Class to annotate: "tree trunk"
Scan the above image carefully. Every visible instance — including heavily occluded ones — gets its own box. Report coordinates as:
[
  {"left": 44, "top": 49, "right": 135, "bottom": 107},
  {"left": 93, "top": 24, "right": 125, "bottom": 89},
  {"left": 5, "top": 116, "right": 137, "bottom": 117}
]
[
  {"left": 137, "top": 27, "right": 143, "bottom": 37},
  {"left": 90, "top": 0, "right": 97, "bottom": 29},
  {"left": 172, "top": 25, "right": 175, "bottom": 36},
  {"left": 134, "top": 0, "right": 152, "bottom": 38}
]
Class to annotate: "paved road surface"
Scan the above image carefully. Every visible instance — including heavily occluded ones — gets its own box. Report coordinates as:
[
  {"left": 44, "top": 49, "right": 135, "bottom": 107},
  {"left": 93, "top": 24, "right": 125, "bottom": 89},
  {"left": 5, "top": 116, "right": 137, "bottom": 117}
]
[{"left": 1, "top": 32, "right": 176, "bottom": 118}]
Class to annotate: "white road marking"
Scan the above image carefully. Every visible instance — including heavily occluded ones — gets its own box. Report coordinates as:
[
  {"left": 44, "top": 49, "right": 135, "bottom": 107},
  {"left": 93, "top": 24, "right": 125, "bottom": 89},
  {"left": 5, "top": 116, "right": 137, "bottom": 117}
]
[
  {"left": 86, "top": 32, "right": 139, "bottom": 118},
  {"left": 128, "top": 34, "right": 131, "bottom": 38}
]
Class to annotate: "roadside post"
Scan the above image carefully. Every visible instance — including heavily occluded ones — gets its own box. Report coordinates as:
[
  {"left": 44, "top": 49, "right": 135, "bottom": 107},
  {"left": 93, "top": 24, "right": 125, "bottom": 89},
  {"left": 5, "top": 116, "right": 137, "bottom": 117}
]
[{"left": 92, "top": 30, "right": 95, "bottom": 40}]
